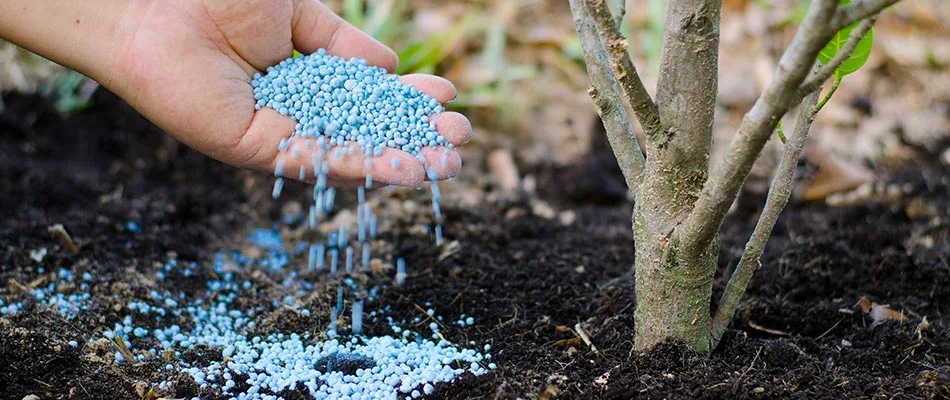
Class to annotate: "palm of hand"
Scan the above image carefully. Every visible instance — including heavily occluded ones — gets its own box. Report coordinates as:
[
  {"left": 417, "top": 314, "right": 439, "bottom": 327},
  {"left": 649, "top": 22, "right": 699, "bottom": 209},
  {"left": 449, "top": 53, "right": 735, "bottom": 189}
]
[{"left": 114, "top": 0, "right": 469, "bottom": 186}]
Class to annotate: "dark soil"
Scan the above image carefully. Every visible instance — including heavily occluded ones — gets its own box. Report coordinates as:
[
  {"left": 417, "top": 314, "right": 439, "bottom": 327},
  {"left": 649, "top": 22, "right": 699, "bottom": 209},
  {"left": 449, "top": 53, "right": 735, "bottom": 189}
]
[{"left": 0, "top": 92, "right": 948, "bottom": 400}]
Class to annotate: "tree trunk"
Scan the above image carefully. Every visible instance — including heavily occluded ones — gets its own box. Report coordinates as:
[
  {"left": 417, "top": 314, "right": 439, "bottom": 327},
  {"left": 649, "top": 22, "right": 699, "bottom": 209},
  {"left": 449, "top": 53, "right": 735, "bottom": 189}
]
[
  {"left": 632, "top": 0, "right": 721, "bottom": 352},
  {"left": 633, "top": 196, "right": 718, "bottom": 352},
  {"left": 571, "top": 0, "right": 898, "bottom": 353}
]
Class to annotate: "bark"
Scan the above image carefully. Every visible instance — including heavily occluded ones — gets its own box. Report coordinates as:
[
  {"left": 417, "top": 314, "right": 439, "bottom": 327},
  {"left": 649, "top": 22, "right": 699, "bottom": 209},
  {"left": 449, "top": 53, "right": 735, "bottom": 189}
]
[
  {"left": 586, "top": 0, "right": 662, "bottom": 137},
  {"left": 569, "top": 0, "right": 645, "bottom": 192},
  {"left": 678, "top": 0, "right": 900, "bottom": 265},
  {"left": 709, "top": 89, "right": 820, "bottom": 349},
  {"left": 611, "top": 0, "right": 626, "bottom": 27},
  {"left": 675, "top": 0, "right": 839, "bottom": 265},
  {"left": 568, "top": 0, "right": 903, "bottom": 355},
  {"left": 708, "top": 16, "right": 879, "bottom": 349},
  {"left": 633, "top": 0, "right": 721, "bottom": 352}
]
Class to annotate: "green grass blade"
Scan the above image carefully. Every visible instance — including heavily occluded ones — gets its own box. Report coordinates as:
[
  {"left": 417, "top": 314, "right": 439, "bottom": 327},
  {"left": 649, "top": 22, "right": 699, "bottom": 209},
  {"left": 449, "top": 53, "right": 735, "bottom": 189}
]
[{"left": 343, "top": 0, "right": 364, "bottom": 28}]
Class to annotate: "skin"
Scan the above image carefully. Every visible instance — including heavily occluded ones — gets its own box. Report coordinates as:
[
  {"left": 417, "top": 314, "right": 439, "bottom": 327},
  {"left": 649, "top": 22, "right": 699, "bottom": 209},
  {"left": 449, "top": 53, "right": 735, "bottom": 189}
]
[{"left": 0, "top": 0, "right": 471, "bottom": 187}]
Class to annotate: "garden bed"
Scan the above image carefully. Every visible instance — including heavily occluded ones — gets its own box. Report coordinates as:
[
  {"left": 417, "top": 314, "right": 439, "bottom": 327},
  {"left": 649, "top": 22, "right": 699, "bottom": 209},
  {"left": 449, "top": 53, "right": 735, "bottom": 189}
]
[{"left": 0, "top": 91, "right": 947, "bottom": 399}]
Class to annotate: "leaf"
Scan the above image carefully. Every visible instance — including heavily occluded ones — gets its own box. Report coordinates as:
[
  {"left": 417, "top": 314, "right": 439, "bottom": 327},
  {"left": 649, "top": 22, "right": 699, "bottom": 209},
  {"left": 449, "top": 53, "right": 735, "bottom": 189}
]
[
  {"left": 859, "top": 296, "right": 908, "bottom": 326},
  {"left": 818, "top": 0, "right": 874, "bottom": 77}
]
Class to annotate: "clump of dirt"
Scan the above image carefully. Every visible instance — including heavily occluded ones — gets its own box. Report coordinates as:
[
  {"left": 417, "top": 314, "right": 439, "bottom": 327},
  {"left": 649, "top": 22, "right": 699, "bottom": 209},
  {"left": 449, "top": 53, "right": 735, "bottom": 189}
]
[{"left": 1, "top": 92, "right": 947, "bottom": 399}]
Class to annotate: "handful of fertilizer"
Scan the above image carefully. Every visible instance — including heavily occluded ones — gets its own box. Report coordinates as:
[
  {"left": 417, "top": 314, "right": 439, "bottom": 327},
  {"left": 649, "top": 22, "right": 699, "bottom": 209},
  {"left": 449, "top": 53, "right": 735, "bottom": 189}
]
[
  {"left": 253, "top": 49, "right": 450, "bottom": 322},
  {"left": 253, "top": 48, "right": 452, "bottom": 159}
]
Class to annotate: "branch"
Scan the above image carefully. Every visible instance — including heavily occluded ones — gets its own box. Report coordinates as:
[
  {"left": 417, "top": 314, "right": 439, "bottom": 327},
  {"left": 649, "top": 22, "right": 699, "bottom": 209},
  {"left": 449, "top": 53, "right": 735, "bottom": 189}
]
[
  {"left": 816, "top": 74, "right": 841, "bottom": 111},
  {"left": 585, "top": 0, "right": 662, "bottom": 136},
  {"left": 612, "top": 0, "right": 626, "bottom": 27},
  {"left": 831, "top": 0, "right": 899, "bottom": 32},
  {"left": 709, "top": 89, "right": 821, "bottom": 349},
  {"left": 673, "top": 0, "right": 841, "bottom": 258},
  {"left": 569, "top": 0, "right": 646, "bottom": 192},
  {"left": 798, "top": 17, "right": 876, "bottom": 96}
]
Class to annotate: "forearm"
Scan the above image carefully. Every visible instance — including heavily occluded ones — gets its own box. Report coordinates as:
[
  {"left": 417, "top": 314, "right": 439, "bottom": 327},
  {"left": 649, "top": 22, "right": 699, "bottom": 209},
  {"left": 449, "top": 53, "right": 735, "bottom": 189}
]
[{"left": 0, "top": 0, "right": 147, "bottom": 88}]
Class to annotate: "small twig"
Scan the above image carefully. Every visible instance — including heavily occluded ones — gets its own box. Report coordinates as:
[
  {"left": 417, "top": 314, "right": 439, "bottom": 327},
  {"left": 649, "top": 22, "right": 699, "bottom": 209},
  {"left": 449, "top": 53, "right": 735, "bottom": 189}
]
[
  {"left": 574, "top": 323, "right": 600, "bottom": 355},
  {"left": 412, "top": 303, "right": 449, "bottom": 332},
  {"left": 7, "top": 279, "right": 30, "bottom": 293},
  {"left": 568, "top": 0, "right": 645, "bottom": 193},
  {"left": 435, "top": 240, "right": 460, "bottom": 264},
  {"left": 47, "top": 224, "right": 79, "bottom": 254},
  {"left": 747, "top": 319, "right": 791, "bottom": 337},
  {"left": 585, "top": 0, "right": 662, "bottom": 136},
  {"left": 32, "top": 378, "right": 53, "bottom": 387},
  {"left": 816, "top": 74, "right": 841, "bottom": 111},
  {"left": 611, "top": 0, "right": 626, "bottom": 27},
  {"left": 830, "top": 0, "right": 899, "bottom": 33},
  {"left": 709, "top": 89, "right": 821, "bottom": 348},
  {"left": 775, "top": 120, "right": 787, "bottom": 143},
  {"left": 497, "top": 306, "right": 519, "bottom": 329},
  {"left": 799, "top": 17, "right": 876, "bottom": 96},
  {"left": 734, "top": 347, "right": 763, "bottom": 387},
  {"left": 816, "top": 318, "right": 844, "bottom": 340}
]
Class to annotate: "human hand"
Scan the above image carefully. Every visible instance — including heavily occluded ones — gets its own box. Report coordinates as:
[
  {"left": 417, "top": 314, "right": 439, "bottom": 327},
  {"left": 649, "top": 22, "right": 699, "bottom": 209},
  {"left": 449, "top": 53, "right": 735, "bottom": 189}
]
[{"left": 111, "top": 0, "right": 470, "bottom": 186}]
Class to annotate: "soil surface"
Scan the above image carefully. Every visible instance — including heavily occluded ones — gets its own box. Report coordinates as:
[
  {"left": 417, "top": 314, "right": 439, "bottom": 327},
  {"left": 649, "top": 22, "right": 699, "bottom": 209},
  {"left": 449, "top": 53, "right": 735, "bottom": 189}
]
[{"left": 1, "top": 92, "right": 948, "bottom": 400}]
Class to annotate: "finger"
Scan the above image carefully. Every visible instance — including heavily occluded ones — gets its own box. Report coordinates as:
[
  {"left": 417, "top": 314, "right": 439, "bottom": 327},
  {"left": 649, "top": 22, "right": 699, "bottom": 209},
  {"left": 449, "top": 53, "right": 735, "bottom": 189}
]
[
  {"left": 291, "top": 0, "right": 398, "bottom": 72},
  {"left": 237, "top": 107, "right": 444, "bottom": 187},
  {"left": 273, "top": 137, "right": 426, "bottom": 187},
  {"left": 421, "top": 147, "right": 462, "bottom": 181},
  {"left": 398, "top": 74, "right": 458, "bottom": 104},
  {"left": 430, "top": 112, "right": 473, "bottom": 146},
  {"left": 324, "top": 145, "right": 426, "bottom": 186},
  {"left": 325, "top": 177, "right": 369, "bottom": 189}
]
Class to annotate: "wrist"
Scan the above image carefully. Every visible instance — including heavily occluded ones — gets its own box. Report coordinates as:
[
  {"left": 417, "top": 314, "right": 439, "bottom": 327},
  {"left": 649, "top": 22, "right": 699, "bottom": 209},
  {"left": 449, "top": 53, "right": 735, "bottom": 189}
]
[{"left": 0, "top": 0, "right": 150, "bottom": 90}]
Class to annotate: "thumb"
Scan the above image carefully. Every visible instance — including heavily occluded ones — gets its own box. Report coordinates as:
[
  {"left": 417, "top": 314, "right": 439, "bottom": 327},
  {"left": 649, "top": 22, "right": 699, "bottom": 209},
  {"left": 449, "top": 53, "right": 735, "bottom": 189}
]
[{"left": 290, "top": 0, "right": 399, "bottom": 71}]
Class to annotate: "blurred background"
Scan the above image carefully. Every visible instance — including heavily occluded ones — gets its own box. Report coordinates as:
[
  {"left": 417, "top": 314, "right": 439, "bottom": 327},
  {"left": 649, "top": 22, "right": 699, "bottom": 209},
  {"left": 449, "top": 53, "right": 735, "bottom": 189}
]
[{"left": 1, "top": 0, "right": 947, "bottom": 203}]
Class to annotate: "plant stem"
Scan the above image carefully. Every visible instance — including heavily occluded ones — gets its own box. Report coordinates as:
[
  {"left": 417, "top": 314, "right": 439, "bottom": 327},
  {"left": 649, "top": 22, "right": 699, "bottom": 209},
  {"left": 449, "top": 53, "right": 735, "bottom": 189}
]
[
  {"left": 612, "top": 0, "right": 626, "bottom": 27},
  {"left": 585, "top": 0, "right": 662, "bottom": 137},
  {"left": 568, "top": 0, "right": 645, "bottom": 192},
  {"left": 816, "top": 73, "right": 841, "bottom": 112},
  {"left": 709, "top": 89, "right": 821, "bottom": 349},
  {"left": 675, "top": 0, "right": 839, "bottom": 261},
  {"left": 775, "top": 120, "right": 787, "bottom": 143}
]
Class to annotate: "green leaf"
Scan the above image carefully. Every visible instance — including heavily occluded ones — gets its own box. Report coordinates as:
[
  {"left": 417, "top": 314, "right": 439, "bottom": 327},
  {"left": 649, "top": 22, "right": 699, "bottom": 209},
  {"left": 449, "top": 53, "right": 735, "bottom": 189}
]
[{"left": 818, "top": 0, "right": 874, "bottom": 77}]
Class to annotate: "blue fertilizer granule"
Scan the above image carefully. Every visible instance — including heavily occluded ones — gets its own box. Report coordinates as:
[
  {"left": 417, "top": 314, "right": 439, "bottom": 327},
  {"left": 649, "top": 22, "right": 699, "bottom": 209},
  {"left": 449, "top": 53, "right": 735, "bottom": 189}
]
[
  {"left": 0, "top": 239, "right": 493, "bottom": 399},
  {"left": 252, "top": 49, "right": 451, "bottom": 158},
  {"left": 15, "top": 50, "right": 477, "bottom": 398}
]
